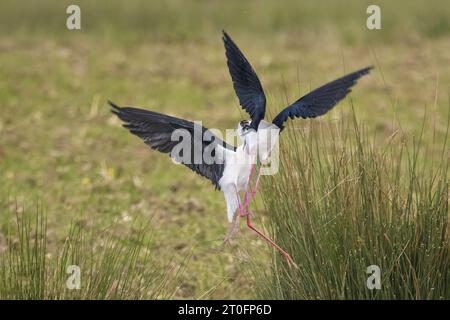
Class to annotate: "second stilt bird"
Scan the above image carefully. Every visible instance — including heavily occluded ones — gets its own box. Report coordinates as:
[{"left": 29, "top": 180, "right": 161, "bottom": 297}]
[{"left": 110, "top": 31, "right": 372, "bottom": 265}]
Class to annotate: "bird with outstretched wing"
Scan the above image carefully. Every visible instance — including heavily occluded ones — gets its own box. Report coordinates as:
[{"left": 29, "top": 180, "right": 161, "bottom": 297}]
[{"left": 110, "top": 31, "right": 373, "bottom": 265}]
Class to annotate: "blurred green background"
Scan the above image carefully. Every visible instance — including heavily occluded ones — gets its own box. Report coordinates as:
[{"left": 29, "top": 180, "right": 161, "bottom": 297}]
[{"left": 0, "top": 0, "right": 449, "bottom": 298}]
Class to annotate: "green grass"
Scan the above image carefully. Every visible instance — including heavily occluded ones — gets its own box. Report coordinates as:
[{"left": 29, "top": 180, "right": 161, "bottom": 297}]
[
  {"left": 1, "top": 0, "right": 450, "bottom": 42},
  {"left": 0, "top": 0, "right": 449, "bottom": 299},
  {"left": 255, "top": 109, "right": 449, "bottom": 299},
  {"left": 0, "top": 200, "right": 180, "bottom": 299}
]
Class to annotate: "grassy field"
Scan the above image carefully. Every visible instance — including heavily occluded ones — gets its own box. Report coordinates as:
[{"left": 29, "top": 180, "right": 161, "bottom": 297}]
[{"left": 0, "top": 0, "right": 449, "bottom": 299}]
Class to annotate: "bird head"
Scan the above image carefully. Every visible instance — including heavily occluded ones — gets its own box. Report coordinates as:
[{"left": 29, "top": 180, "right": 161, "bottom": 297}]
[
  {"left": 237, "top": 119, "right": 253, "bottom": 138},
  {"left": 237, "top": 119, "right": 258, "bottom": 155}
]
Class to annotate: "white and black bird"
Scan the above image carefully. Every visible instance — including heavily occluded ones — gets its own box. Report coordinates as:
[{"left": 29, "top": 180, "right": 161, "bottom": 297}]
[{"left": 110, "top": 31, "right": 372, "bottom": 265}]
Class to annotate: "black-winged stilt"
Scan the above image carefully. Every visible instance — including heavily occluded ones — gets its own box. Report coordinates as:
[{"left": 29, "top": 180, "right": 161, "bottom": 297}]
[{"left": 109, "top": 31, "right": 372, "bottom": 266}]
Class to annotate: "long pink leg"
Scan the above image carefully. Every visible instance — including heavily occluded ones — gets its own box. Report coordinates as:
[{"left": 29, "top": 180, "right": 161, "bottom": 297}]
[
  {"left": 235, "top": 185, "right": 245, "bottom": 217},
  {"left": 246, "top": 165, "right": 263, "bottom": 209},
  {"left": 223, "top": 216, "right": 240, "bottom": 244},
  {"left": 242, "top": 160, "right": 296, "bottom": 266},
  {"left": 245, "top": 209, "right": 296, "bottom": 267},
  {"left": 244, "top": 164, "right": 264, "bottom": 216},
  {"left": 242, "top": 162, "right": 255, "bottom": 212}
]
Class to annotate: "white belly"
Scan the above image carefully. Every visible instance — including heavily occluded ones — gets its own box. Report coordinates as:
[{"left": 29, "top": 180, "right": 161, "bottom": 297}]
[{"left": 219, "top": 145, "right": 252, "bottom": 192}]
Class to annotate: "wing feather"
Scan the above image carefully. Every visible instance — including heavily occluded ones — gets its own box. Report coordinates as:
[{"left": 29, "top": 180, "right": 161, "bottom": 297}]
[
  {"left": 272, "top": 66, "right": 373, "bottom": 130},
  {"left": 110, "top": 101, "right": 235, "bottom": 189},
  {"left": 222, "top": 31, "right": 266, "bottom": 130}
]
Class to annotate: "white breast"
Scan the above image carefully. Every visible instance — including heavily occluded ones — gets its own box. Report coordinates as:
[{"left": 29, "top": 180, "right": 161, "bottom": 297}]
[
  {"left": 219, "top": 145, "right": 252, "bottom": 191},
  {"left": 219, "top": 121, "right": 280, "bottom": 190}
]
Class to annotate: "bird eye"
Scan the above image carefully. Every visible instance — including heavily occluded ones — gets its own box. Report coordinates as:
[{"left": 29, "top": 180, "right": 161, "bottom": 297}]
[{"left": 240, "top": 120, "right": 251, "bottom": 131}]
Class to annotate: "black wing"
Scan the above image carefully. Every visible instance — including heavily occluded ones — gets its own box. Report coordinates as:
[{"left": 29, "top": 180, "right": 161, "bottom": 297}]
[
  {"left": 222, "top": 30, "right": 266, "bottom": 130},
  {"left": 272, "top": 66, "right": 373, "bottom": 131},
  {"left": 109, "top": 101, "right": 235, "bottom": 190}
]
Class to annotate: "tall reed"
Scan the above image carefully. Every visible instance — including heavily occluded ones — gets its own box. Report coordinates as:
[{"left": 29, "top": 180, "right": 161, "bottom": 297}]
[{"left": 255, "top": 107, "right": 449, "bottom": 299}]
